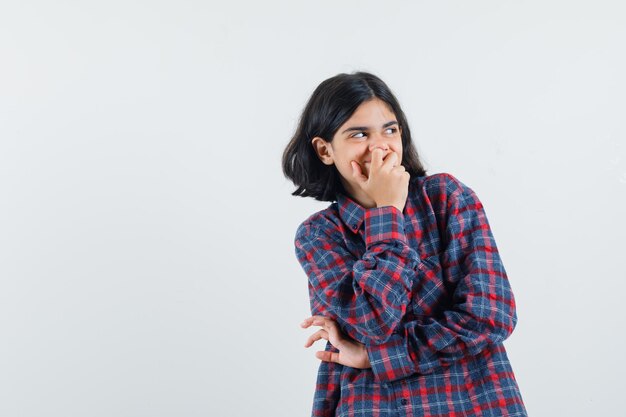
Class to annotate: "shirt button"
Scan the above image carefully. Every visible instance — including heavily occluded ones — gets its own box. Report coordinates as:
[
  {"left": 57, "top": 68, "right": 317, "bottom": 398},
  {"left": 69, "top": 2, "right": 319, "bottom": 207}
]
[{"left": 400, "top": 398, "right": 408, "bottom": 405}]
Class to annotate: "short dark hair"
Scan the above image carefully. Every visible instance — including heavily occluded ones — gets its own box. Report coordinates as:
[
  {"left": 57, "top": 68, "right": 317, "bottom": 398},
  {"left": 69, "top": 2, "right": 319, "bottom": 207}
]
[{"left": 282, "top": 71, "right": 427, "bottom": 202}]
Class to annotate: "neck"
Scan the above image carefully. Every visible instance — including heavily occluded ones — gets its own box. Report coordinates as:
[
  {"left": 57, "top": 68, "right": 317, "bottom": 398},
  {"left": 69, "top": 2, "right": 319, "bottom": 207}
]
[{"left": 340, "top": 178, "right": 377, "bottom": 209}]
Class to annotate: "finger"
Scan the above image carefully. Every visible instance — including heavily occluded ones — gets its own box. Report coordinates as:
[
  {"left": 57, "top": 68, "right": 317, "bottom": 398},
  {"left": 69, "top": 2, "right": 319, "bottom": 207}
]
[
  {"left": 307, "top": 318, "right": 342, "bottom": 347},
  {"left": 311, "top": 317, "right": 333, "bottom": 332},
  {"left": 372, "top": 148, "right": 385, "bottom": 169},
  {"left": 302, "top": 316, "right": 330, "bottom": 333},
  {"left": 350, "top": 161, "right": 367, "bottom": 186},
  {"left": 304, "top": 329, "right": 329, "bottom": 347},
  {"left": 300, "top": 315, "right": 327, "bottom": 328},
  {"left": 382, "top": 151, "right": 399, "bottom": 169},
  {"left": 315, "top": 350, "right": 340, "bottom": 363},
  {"left": 314, "top": 316, "right": 341, "bottom": 335},
  {"left": 310, "top": 318, "right": 345, "bottom": 348}
]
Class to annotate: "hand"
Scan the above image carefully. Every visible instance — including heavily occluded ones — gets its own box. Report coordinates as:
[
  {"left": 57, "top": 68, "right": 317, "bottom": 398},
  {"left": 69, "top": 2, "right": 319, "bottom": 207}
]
[
  {"left": 300, "top": 315, "right": 371, "bottom": 369},
  {"left": 350, "top": 148, "right": 410, "bottom": 212}
]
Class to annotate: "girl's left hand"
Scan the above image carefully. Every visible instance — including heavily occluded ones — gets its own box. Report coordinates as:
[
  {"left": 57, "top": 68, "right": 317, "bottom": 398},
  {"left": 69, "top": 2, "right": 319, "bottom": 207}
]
[{"left": 300, "top": 315, "right": 371, "bottom": 369}]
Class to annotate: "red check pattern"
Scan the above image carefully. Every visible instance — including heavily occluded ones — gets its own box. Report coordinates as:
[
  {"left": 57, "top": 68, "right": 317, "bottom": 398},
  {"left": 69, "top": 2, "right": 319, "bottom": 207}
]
[{"left": 294, "top": 173, "right": 528, "bottom": 417}]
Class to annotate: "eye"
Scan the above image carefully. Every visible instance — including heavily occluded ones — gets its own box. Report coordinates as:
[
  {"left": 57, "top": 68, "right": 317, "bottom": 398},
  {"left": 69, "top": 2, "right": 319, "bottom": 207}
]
[
  {"left": 385, "top": 127, "right": 398, "bottom": 135},
  {"left": 351, "top": 132, "right": 367, "bottom": 139}
]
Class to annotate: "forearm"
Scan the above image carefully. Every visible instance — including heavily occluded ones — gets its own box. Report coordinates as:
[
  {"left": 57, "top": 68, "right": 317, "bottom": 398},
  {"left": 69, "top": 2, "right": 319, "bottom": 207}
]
[{"left": 297, "top": 205, "right": 420, "bottom": 345}]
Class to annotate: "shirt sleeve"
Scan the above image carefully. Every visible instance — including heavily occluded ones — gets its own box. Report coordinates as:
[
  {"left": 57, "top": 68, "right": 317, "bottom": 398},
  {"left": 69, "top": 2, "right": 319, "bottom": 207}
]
[
  {"left": 365, "top": 176, "right": 518, "bottom": 383},
  {"left": 295, "top": 205, "right": 420, "bottom": 345}
]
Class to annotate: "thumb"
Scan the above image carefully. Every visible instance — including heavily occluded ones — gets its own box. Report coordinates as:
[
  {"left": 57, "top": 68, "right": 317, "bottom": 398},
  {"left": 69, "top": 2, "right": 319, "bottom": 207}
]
[
  {"left": 350, "top": 161, "right": 367, "bottom": 187},
  {"left": 316, "top": 350, "right": 340, "bottom": 363}
]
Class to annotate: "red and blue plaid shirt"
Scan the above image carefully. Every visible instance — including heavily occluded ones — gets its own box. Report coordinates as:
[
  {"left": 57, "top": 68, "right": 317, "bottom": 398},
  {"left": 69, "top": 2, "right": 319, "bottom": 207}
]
[{"left": 294, "top": 172, "right": 528, "bottom": 417}]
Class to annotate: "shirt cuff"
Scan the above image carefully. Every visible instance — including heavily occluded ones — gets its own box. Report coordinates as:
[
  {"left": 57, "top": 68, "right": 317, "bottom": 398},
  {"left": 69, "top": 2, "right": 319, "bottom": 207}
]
[
  {"left": 366, "top": 333, "right": 417, "bottom": 383},
  {"left": 363, "top": 206, "right": 408, "bottom": 248}
]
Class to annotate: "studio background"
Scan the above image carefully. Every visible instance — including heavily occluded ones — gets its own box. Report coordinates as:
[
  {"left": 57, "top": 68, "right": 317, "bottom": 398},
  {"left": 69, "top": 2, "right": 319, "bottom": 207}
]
[{"left": 1, "top": 1, "right": 624, "bottom": 416}]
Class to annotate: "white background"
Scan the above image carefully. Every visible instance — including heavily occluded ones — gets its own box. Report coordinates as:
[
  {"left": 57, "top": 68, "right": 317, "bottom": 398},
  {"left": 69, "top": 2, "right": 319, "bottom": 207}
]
[{"left": 1, "top": 1, "right": 624, "bottom": 416}]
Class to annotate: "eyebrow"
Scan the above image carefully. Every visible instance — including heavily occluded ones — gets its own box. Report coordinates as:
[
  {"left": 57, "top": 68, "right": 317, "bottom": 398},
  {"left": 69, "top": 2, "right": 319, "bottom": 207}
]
[{"left": 341, "top": 120, "right": 398, "bottom": 134}]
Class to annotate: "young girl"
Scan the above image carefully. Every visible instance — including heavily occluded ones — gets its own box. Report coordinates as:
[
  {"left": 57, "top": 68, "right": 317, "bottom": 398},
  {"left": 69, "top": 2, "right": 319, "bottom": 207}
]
[{"left": 282, "top": 72, "right": 528, "bottom": 417}]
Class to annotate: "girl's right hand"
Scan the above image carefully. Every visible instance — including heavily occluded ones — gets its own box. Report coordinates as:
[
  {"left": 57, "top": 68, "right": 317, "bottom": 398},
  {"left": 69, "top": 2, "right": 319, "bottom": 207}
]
[
  {"left": 301, "top": 316, "right": 371, "bottom": 369},
  {"left": 351, "top": 148, "right": 410, "bottom": 212}
]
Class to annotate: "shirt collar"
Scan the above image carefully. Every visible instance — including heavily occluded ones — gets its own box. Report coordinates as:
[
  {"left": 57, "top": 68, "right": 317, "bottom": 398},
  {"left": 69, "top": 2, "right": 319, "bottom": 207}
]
[
  {"left": 336, "top": 192, "right": 366, "bottom": 234},
  {"left": 335, "top": 176, "right": 418, "bottom": 234}
]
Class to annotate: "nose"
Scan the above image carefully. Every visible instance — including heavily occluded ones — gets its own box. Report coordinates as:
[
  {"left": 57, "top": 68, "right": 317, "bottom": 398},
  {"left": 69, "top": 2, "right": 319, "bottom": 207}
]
[{"left": 368, "top": 133, "right": 390, "bottom": 153}]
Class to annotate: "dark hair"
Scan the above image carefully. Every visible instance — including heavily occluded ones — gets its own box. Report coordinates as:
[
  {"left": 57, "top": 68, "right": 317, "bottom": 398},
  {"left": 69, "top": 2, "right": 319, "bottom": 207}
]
[{"left": 282, "top": 71, "right": 427, "bottom": 202}]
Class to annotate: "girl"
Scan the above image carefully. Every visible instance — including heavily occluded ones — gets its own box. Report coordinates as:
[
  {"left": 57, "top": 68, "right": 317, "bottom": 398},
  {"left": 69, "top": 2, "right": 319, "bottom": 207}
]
[{"left": 282, "top": 72, "right": 528, "bottom": 417}]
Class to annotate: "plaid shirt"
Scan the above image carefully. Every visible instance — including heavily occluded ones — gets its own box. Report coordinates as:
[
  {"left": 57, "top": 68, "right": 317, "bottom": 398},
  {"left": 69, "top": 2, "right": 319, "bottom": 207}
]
[{"left": 294, "top": 172, "right": 528, "bottom": 417}]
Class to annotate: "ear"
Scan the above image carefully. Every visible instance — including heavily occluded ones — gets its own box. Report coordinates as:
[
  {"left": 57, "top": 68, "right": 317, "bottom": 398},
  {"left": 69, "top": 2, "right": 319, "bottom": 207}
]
[{"left": 311, "top": 136, "right": 334, "bottom": 165}]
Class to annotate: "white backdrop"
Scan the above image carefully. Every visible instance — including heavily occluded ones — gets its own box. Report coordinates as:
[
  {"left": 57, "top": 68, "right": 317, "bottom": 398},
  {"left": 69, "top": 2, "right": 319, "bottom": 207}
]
[{"left": 1, "top": 1, "right": 624, "bottom": 416}]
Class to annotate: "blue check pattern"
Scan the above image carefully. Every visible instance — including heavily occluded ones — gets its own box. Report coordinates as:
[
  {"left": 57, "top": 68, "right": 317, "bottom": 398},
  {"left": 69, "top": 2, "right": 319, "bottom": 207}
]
[{"left": 294, "top": 172, "right": 528, "bottom": 417}]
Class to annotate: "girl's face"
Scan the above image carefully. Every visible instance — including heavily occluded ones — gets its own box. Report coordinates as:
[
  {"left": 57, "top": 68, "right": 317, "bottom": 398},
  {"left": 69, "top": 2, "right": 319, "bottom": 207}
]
[{"left": 311, "top": 97, "right": 403, "bottom": 207}]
